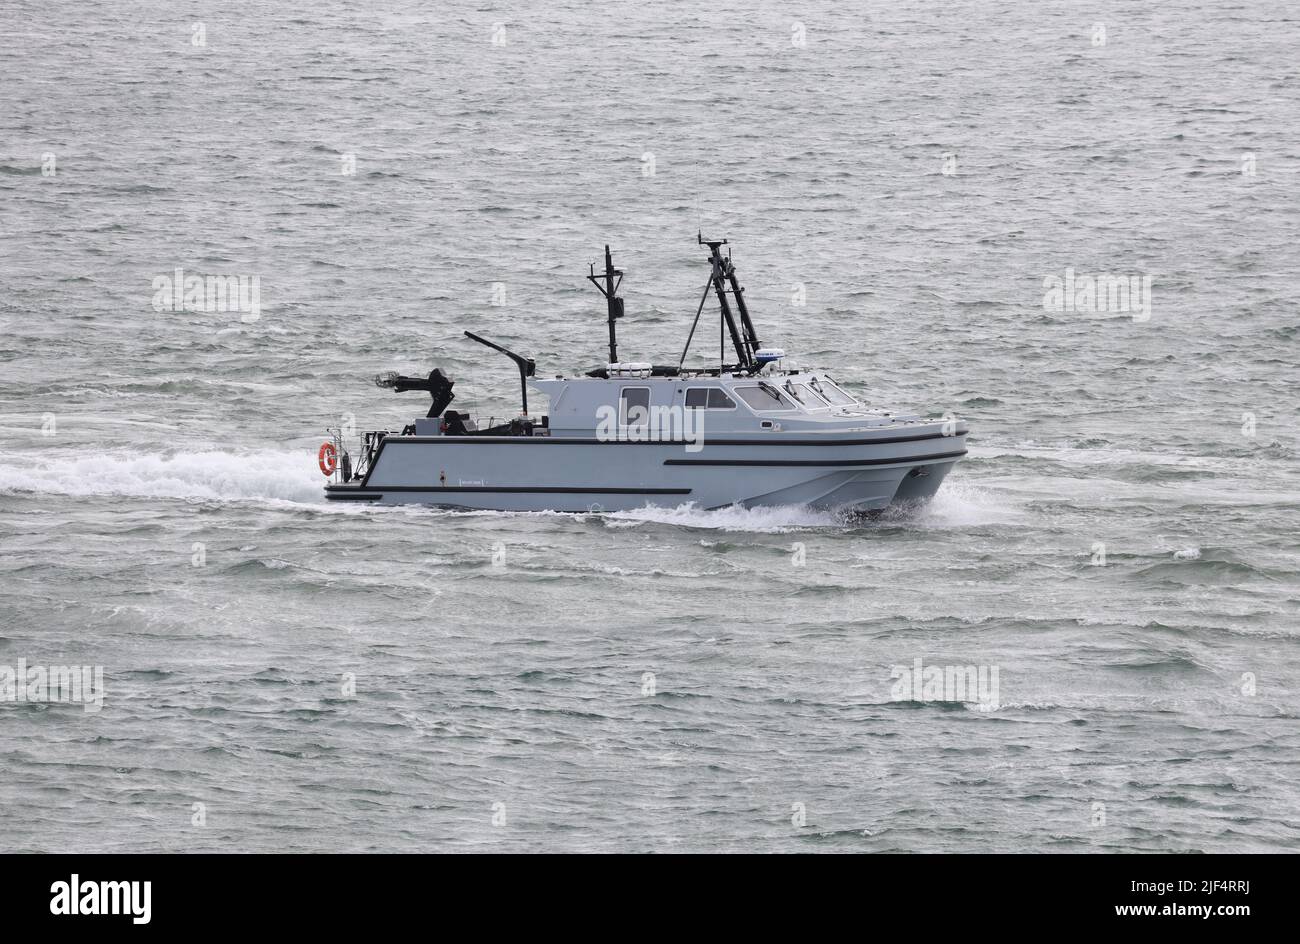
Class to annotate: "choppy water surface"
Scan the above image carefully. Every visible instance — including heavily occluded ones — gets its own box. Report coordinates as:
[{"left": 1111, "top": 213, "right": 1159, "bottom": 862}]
[{"left": 1, "top": 0, "right": 1297, "bottom": 852}]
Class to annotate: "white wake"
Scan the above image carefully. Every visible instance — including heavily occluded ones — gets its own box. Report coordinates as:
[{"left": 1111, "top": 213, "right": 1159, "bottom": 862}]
[
  {"left": 600, "top": 481, "right": 1013, "bottom": 533},
  {"left": 0, "top": 449, "right": 323, "bottom": 504}
]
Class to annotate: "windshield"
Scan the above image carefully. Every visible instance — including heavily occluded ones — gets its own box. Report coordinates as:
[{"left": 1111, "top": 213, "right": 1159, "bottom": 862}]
[
  {"left": 734, "top": 384, "right": 796, "bottom": 412},
  {"left": 784, "top": 381, "right": 830, "bottom": 407},
  {"left": 808, "top": 376, "right": 858, "bottom": 407}
]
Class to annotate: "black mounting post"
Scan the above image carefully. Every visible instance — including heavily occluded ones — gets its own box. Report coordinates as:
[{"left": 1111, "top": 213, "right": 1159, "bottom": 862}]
[
  {"left": 724, "top": 248, "right": 761, "bottom": 363},
  {"left": 464, "top": 331, "right": 535, "bottom": 416},
  {"left": 587, "top": 245, "right": 624, "bottom": 365}
]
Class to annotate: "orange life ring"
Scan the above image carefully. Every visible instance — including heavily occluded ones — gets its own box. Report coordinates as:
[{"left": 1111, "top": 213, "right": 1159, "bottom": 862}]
[{"left": 318, "top": 442, "right": 337, "bottom": 476}]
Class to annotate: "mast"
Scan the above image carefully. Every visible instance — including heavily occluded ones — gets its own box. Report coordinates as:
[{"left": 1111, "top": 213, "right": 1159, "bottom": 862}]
[
  {"left": 699, "top": 235, "right": 763, "bottom": 372},
  {"left": 587, "top": 245, "right": 624, "bottom": 364},
  {"left": 700, "top": 237, "right": 751, "bottom": 371}
]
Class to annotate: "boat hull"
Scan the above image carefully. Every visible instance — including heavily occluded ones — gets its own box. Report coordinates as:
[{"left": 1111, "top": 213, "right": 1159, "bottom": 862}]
[{"left": 324, "top": 430, "right": 967, "bottom": 513}]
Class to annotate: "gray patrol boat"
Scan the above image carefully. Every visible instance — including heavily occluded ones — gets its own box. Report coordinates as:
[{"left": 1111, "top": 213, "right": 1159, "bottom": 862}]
[{"left": 321, "top": 237, "right": 969, "bottom": 514}]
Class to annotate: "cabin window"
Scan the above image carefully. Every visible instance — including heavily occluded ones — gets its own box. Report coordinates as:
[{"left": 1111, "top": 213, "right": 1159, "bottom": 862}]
[
  {"left": 619, "top": 386, "right": 651, "bottom": 426},
  {"left": 734, "top": 384, "right": 796, "bottom": 412},
  {"left": 685, "top": 387, "right": 736, "bottom": 409}
]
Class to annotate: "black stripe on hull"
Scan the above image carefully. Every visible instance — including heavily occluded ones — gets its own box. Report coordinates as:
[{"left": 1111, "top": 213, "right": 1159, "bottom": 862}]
[
  {"left": 369, "top": 431, "right": 968, "bottom": 447},
  {"left": 327, "top": 485, "right": 692, "bottom": 498},
  {"left": 663, "top": 450, "right": 968, "bottom": 468}
]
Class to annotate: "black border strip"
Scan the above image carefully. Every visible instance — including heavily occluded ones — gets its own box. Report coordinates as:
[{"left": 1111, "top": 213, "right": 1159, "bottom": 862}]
[
  {"left": 663, "top": 450, "right": 968, "bottom": 467},
  {"left": 328, "top": 485, "right": 692, "bottom": 496},
  {"left": 372, "top": 431, "right": 967, "bottom": 447}
]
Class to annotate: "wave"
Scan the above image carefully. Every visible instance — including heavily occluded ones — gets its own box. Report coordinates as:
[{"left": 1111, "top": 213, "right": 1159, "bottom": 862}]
[
  {"left": 1131, "top": 551, "right": 1277, "bottom": 585},
  {"left": 0, "top": 448, "right": 321, "bottom": 504},
  {"left": 970, "top": 442, "right": 1231, "bottom": 468}
]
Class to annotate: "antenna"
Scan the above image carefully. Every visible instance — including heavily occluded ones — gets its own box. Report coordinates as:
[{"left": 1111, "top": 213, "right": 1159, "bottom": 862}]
[{"left": 587, "top": 245, "right": 624, "bottom": 365}]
